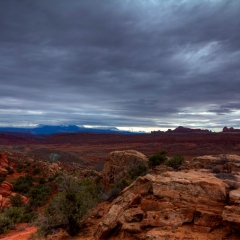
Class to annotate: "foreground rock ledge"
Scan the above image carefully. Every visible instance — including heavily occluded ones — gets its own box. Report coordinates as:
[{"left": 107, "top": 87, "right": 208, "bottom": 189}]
[{"left": 94, "top": 170, "right": 240, "bottom": 240}]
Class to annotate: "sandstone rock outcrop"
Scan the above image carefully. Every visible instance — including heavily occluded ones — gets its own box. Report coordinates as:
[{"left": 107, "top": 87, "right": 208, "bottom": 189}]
[
  {"left": 95, "top": 170, "right": 240, "bottom": 239},
  {"left": 102, "top": 150, "right": 148, "bottom": 189},
  {"left": 0, "top": 181, "right": 13, "bottom": 197},
  {"left": 0, "top": 152, "right": 9, "bottom": 175},
  {"left": 189, "top": 154, "right": 240, "bottom": 172},
  {"left": 0, "top": 152, "right": 8, "bottom": 167}
]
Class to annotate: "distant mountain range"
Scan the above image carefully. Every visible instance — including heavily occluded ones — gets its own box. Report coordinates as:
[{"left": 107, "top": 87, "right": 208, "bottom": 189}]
[{"left": 0, "top": 125, "right": 141, "bottom": 135}]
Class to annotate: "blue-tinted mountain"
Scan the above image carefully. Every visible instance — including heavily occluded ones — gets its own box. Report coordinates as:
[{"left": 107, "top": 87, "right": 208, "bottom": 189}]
[{"left": 0, "top": 125, "right": 141, "bottom": 135}]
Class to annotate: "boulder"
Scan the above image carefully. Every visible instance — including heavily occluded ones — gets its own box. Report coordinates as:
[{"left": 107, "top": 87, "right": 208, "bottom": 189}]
[
  {"left": 194, "top": 209, "right": 222, "bottom": 229},
  {"left": 222, "top": 206, "right": 240, "bottom": 230},
  {"left": 94, "top": 204, "right": 124, "bottom": 240},
  {"left": 229, "top": 189, "right": 240, "bottom": 204},
  {"left": 0, "top": 167, "right": 8, "bottom": 175},
  {"left": 152, "top": 171, "right": 226, "bottom": 205},
  {"left": 102, "top": 150, "right": 148, "bottom": 189},
  {"left": 95, "top": 170, "right": 230, "bottom": 239},
  {"left": 0, "top": 152, "right": 8, "bottom": 167},
  {"left": 0, "top": 181, "right": 13, "bottom": 197},
  {"left": 189, "top": 154, "right": 240, "bottom": 171}
]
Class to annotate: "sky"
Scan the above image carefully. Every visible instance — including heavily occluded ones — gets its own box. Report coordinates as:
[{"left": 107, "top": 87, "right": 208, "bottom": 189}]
[{"left": 0, "top": 0, "right": 240, "bottom": 132}]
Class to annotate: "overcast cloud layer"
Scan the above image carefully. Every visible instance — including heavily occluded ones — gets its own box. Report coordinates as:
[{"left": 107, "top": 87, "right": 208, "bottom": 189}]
[{"left": 0, "top": 0, "right": 240, "bottom": 131}]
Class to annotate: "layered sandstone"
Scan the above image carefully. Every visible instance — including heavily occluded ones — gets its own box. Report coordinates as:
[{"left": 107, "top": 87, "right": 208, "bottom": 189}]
[{"left": 95, "top": 170, "right": 240, "bottom": 240}]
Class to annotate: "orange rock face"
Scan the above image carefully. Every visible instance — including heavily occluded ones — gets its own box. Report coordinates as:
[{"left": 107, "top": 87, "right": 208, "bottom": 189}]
[
  {"left": 0, "top": 181, "right": 13, "bottom": 198},
  {"left": 0, "top": 152, "right": 8, "bottom": 167},
  {"left": 94, "top": 170, "right": 240, "bottom": 240}
]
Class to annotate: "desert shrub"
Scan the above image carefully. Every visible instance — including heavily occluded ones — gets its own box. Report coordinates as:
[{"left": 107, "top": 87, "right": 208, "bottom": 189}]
[
  {"left": 166, "top": 155, "right": 185, "bottom": 169},
  {"left": 128, "top": 161, "right": 148, "bottom": 179},
  {"left": 148, "top": 150, "right": 168, "bottom": 167},
  {"left": 4, "top": 207, "right": 24, "bottom": 224},
  {"left": 33, "top": 167, "right": 40, "bottom": 175},
  {"left": 212, "top": 166, "right": 221, "bottom": 173},
  {"left": 16, "top": 163, "right": 23, "bottom": 173},
  {"left": 0, "top": 176, "right": 5, "bottom": 184},
  {"left": 228, "top": 181, "right": 238, "bottom": 190},
  {"left": 216, "top": 173, "right": 237, "bottom": 181},
  {"left": 39, "top": 177, "right": 46, "bottom": 184},
  {"left": 5, "top": 166, "right": 14, "bottom": 175},
  {"left": 105, "top": 187, "right": 122, "bottom": 202},
  {"left": 37, "top": 174, "right": 98, "bottom": 237},
  {"left": 205, "top": 165, "right": 213, "bottom": 170},
  {"left": 48, "top": 176, "right": 55, "bottom": 182},
  {"left": 0, "top": 214, "right": 14, "bottom": 234},
  {"left": 0, "top": 206, "right": 36, "bottom": 234},
  {"left": 21, "top": 211, "right": 37, "bottom": 223},
  {"left": 28, "top": 184, "right": 51, "bottom": 207},
  {"left": 13, "top": 175, "right": 33, "bottom": 193},
  {"left": 105, "top": 161, "right": 148, "bottom": 201},
  {"left": 9, "top": 194, "right": 25, "bottom": 207}
]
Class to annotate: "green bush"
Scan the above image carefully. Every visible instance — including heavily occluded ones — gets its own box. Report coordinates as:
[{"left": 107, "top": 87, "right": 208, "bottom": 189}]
[
  {"left": 33, "top": 167, "right": 40, "bottom": 175},
  {"left": 16, "top": 163, "right": 23, "bottom": 173},
  {"left": 166, "top": 155, "right": 184, "bottom": 169},
  {"left": 37, "top": 174, "right": 98, "bottom": 237},
  {"left": 9, "top": 194, "right": 25, "bottom": 207},
  {"left": 39, "top": 177, "right": 46, "bottom": 184},
  {"left": 13, "top": 175, "right": 34, "bottom": 193},
  {"left": 0, "top": 214, "right": 14, "bottom": 234},
  {"left": 148, "top": 150, "right": 168, "bottom": 167},
  {"left": 0, "top": 176, "right": 6, "bottom": 184},
  {"left": 0, "top": 206, "right": 37, "bottom": 234},
  {"left": 21, "top": 211, "right": 37, "bottom": 223},
  {"left": 13, "top": 175, "right": 33, "bottom": 193},
  {"left": 4, "top": 207, "right": 24, "bottom": 224},
  {"left": 28, "top": 184, "right": 51, "bottom": 207}
]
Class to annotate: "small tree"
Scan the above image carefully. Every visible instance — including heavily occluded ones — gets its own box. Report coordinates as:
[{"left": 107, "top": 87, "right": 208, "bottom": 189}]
[{"left": 37, "top": 174, "right": 98, "bottom": 237}]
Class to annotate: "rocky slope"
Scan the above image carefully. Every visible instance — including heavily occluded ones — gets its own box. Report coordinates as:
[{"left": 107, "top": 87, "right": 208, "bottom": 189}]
[
  {"left": 1, "top": 151, "right": 240, "bottom": 239},
  {"left": 94, "top": 169, "right": 240, "bottom": 239}
]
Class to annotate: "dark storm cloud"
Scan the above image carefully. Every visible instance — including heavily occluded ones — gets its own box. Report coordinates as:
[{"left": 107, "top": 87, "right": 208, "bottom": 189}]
[{"left": 0, "top": 0, "right": 240, "bottom": 130}]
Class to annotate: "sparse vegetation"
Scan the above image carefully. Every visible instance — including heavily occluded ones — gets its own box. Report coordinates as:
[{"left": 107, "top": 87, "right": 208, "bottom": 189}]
[
  {"left": 166, "top": 155, "right": 185, "bottom": 169},
  {"left": 212, "top": 166, "right": 221, "bottom": 173},
  {"left": 37, "top": 174, "right": 98, "bottom": 237},
  {"left": 106, "top": 161, "right": 148, "bottom": 201},
  {"left": 0, "top": 206, "right": 37, "bottom": 234},
  {"left": 9, "top": 194, "right": 25, "bottom": 207},
  {"left": 13, "top": 175, "right": 33, "bottom": 193},
  {"left": 216, "top": 173, "right": 237, "bottom": 181},
  {"left": 0, "top": 176, "right": 6, "bottom": 184},
  {"left": 148, "top": 150, "right": 168, "bottom": 167},
  {"left": 27, "top": 184, "right": 52, "bottom": 207}
]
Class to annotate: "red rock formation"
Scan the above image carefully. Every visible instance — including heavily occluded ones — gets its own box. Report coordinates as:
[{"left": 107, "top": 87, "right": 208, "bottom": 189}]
[
  {"left": 0, "top": 152, "right": 8, "bottom": 166},
  {"left": 0, "top": 181, "right": 13, "bottom": 197},
  {"left": 101, "top": 150, "right": 148, "bottom": 190},
  {"left": 94, "top": 170, "right": 240, "bottom": 239},
  {"left": 222, "top": 126, "right": 240, "bottom": 132}
]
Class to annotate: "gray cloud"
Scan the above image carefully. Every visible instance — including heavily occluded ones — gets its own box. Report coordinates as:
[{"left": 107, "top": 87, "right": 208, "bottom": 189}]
[{"left": 0, "top": 0, "right": 240, "bottom": 130}]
